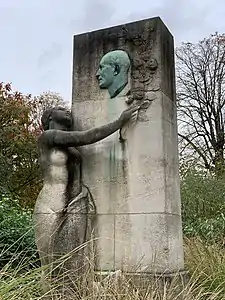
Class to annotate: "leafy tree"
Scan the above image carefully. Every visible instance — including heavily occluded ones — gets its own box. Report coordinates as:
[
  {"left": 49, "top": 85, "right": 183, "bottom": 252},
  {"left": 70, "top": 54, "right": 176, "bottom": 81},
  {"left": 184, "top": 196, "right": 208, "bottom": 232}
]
[
  {"left": 0, "top": 83, "right": 67, "bottom": 207},
  {"left": 176, "top": 33, "right": 225, "bottom": 177},
  {"left": 31, "top": 91, "right": 68, "bottom": 129},
  {"left": 0, "top": 82, "right": 40, "bottom": 207}
]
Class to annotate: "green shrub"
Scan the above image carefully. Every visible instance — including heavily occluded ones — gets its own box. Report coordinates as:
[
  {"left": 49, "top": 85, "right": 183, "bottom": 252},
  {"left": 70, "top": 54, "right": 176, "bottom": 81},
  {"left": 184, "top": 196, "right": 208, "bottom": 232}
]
[
  {"left": 0, "top": 193, "right": 38, "bottom": 268},
  {"left": 181, "top": 169, "right": 225, "bottom": 244}
]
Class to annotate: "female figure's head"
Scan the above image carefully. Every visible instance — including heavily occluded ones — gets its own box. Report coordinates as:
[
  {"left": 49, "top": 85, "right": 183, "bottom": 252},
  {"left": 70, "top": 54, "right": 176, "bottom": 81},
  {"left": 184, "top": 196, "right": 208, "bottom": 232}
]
[{"left": 41, "top": 107, "right": 73, "bottom": 131}]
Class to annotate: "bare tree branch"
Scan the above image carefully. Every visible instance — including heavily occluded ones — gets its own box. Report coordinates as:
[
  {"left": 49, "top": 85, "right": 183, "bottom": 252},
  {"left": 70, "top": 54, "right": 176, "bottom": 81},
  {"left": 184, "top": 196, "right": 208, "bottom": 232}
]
[{"left": 176, "top": 33, "right": 225, "bottom": 176}]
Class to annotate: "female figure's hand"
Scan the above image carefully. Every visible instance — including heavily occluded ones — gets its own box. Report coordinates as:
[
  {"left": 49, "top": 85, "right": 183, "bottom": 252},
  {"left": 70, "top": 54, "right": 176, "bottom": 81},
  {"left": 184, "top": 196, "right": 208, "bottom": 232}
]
[{"left": 119, "top": 106, "right": 140, "bottom": 126}]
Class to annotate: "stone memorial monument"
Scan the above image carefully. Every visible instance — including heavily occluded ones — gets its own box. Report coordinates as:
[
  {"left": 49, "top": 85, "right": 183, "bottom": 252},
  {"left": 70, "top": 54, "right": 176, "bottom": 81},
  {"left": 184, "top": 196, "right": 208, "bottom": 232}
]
[
  {"left": 72, "top": 16, "right": 184, "bottom": 277},
  {"left": 33, "top": 17, "right": 185, "bottom": 296}
]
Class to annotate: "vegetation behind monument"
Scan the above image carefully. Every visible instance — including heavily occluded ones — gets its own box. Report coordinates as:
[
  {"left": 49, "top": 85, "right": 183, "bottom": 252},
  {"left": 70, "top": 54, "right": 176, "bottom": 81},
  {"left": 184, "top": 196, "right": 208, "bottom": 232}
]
[
  {"left": 0, "top": 82, "right": 67, "bottom": 208},
  {"left": 0, "top": 82, "right": 68, "bottom": 266},
  {"left": 176, "top": 32, "right": 225, "bottom": 177}
]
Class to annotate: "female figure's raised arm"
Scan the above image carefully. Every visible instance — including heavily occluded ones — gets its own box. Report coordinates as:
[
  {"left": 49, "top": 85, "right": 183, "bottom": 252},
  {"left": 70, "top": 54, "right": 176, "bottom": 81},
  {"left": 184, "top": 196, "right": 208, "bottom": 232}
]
[{"left": 42, "top": 106, "right": 139, "bottom": 147}]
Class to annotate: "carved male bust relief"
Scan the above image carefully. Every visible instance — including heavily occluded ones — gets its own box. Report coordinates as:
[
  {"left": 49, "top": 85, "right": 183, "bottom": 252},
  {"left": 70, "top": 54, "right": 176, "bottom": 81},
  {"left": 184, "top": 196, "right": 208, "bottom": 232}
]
[{"left": 96, "top": 50, "right": 131, "bottom": 98}]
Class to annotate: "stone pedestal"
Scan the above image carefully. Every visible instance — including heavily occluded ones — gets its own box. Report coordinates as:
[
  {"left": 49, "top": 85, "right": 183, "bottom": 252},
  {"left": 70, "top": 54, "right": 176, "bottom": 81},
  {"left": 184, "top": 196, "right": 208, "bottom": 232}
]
[{"left": 72, "top": 17, "right": 184, "bottom": 274}]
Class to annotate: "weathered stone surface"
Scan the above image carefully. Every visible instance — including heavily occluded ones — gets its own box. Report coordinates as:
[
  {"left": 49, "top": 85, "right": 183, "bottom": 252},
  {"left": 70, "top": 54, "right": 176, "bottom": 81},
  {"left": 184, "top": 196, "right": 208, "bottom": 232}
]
[
  {"left": 72, "top": 17, "right": 184, "bottom": 274},
  {"left": 114, "top": 213, "right": 183, "bottom": 272}
]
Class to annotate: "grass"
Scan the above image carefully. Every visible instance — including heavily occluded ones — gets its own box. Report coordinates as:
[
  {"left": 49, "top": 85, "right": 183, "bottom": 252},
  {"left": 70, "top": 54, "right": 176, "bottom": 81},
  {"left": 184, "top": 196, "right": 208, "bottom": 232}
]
[
  {"left": 0, "top": 238, "right": 225, "bottom": 299},
  {"left": 184, "top": 238, "right": 225, "bottom": 298}
]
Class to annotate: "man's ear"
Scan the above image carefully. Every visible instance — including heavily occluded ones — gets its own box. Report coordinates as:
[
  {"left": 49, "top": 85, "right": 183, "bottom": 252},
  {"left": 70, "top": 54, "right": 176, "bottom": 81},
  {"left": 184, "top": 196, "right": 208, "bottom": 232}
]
[{"left": 113, "top": 64, "right": 120, "bottom": 76}]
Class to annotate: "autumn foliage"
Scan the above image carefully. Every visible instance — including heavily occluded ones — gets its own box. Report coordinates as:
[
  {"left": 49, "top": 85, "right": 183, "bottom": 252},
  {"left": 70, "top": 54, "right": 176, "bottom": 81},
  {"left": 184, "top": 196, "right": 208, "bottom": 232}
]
[
  {"left": 0, "top": 82, "right": 67, "bottom": 207},
  {"left": 0, "top": 83, "right": 41, "bottom": 207}
]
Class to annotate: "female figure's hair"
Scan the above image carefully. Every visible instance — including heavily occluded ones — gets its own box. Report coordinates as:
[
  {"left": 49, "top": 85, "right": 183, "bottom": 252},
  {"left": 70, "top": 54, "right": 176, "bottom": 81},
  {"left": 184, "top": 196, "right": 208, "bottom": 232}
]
[{"left": 41, "top": 106, "right": 72, "bottom": 131}]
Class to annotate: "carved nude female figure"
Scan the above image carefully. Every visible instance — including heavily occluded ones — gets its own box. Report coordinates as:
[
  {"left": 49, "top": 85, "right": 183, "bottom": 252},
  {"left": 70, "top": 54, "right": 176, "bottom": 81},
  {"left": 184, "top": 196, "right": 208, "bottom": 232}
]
[{"left": 33, "top": 105, "right": 138, "bottom": 279}]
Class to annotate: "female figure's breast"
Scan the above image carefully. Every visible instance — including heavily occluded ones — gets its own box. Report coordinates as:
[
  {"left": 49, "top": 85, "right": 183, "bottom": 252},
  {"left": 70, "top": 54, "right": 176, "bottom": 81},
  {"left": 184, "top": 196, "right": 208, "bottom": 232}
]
[
  {"left": 47, "top": 149, "right": 68, "bottom": 184},
  {"left": 35, "top": 149, "right": 68, "bottom": 212}
]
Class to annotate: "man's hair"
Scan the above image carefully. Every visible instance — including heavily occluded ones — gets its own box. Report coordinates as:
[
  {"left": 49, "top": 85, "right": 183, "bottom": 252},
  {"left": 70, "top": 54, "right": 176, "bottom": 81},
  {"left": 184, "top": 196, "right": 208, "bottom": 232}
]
[{"left": 102, "top": 50, "right": 131, "bottom": 73}]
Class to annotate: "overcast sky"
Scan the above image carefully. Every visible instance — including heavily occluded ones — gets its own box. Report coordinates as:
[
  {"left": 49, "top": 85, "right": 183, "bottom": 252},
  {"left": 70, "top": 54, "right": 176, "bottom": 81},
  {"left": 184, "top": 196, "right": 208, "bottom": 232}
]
[{"left": 0, "top": 0, "right": 224, "bottom": 101}]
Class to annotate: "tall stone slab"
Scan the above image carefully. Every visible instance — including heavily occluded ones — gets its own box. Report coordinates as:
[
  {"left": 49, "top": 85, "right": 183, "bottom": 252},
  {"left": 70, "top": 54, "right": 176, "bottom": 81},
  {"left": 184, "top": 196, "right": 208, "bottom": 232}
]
[{"left": 72, "top": 17, "right": 184, "bottom": 275}]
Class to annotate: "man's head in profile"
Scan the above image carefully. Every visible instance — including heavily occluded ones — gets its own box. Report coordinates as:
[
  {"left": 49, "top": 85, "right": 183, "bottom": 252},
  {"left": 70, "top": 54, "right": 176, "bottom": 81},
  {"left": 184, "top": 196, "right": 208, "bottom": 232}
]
[{"left": 96, "top": 50, "right": 131, "bottom": 98}]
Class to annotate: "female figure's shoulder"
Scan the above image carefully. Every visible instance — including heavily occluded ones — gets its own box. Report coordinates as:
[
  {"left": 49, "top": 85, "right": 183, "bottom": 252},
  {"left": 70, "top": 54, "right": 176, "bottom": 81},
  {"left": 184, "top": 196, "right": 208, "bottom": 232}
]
[{"left": 38, "top": 130, "right": 56, "bottom": 147}]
